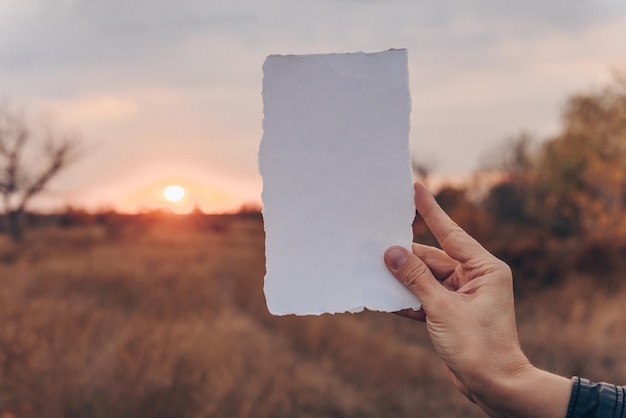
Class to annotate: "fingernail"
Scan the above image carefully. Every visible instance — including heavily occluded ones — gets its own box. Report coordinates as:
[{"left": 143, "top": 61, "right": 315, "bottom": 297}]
[{"left": 385, "top": 247, "right": 408, "bottom": 270}]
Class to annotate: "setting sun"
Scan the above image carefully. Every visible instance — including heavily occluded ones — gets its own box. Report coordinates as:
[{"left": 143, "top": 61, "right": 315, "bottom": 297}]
[
  {"left": 163, "top": 185, "right": 185, "bottom": 202},
  {"left": 118, "top": 177, "right": 239, "bottom": 214}
]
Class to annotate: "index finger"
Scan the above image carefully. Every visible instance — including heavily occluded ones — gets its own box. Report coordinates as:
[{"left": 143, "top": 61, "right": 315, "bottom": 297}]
[{"left": 414, "top": 182, "right": 488, "bottom": 263}]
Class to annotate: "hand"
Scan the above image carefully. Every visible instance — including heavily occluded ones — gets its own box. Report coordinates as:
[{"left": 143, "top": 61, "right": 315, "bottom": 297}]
[{"left": 384, "top": 182, "right": 571, "bottom": 418}]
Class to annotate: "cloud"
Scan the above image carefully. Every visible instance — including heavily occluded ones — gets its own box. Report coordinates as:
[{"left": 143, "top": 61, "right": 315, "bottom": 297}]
[
  {"left": 2, "top": 0, "right": 626, "bottom": 210},
  {"left": 410, "top": 13, "right": 626, "bottom": 173}
]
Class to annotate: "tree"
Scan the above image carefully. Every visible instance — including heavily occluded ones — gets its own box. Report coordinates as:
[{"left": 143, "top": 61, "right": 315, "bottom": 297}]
[
  {"left": 481, "top": 133, "right": 536, "bottom": 225},
  {"left": 0, "top": 104, "right": 79, "bottom": 242},
  {"left": 411, "top": 157, "right": 436, "bottom": 188},
  {"left": 481, "top": 132, "right": 535, "bottom": 181},
  {"left": 529, "top": 78, "right": 626, "bottom": 236},
  {"left": 482, "top": 77, "right": 626, "bottom": 237}
]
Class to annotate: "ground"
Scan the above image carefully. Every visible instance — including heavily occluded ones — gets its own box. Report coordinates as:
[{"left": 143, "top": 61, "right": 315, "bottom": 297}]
[{"left": 0, "top": 214, "right": 624, "bottom": 418}]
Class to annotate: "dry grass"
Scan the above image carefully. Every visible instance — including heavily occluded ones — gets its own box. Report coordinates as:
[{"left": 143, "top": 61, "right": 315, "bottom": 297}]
[{"left": 0, "top": 215, "right": 624, "bottom": 418}]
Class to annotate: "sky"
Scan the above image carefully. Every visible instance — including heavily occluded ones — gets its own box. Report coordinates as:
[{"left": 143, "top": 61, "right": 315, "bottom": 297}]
[{"left": 1, "top": 0, "right": 626, "bottom": 213}]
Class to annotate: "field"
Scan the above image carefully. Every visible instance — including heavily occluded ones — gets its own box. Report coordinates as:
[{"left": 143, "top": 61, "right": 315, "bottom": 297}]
[{"left": 0, "top": 214, "right": 625, "bottom": 418}]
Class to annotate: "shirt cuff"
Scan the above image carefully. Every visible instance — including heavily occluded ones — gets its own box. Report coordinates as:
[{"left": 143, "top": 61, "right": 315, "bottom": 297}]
[{"left": 566, "top": 376, "right": 625, "bottom": 418}]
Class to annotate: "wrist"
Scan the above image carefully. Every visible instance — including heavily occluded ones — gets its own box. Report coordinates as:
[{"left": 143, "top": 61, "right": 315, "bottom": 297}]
[{"left": 471, "top": 364, "right": 572, "bottom": 418}]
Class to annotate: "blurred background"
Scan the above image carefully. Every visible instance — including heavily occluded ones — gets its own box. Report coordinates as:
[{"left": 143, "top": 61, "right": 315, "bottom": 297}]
[{"left": 1, "top": 1, "right": 626, "bottom": 417}]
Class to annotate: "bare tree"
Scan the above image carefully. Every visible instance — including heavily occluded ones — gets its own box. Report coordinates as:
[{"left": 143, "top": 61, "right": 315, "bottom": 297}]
[
  {"left": 411, "top": 157, "right": 436, "bottom": 188},
  {"left": 0, "top": 104, "right": 79, "bottom": 242},
  {"left": 479, "top": 132, "right": 535, "bottom": 181}
]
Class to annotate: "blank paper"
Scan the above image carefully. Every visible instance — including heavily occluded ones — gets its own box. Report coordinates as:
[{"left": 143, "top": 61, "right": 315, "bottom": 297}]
[{"left": 259, "top": 49, "right": 420, "bottom": 315}]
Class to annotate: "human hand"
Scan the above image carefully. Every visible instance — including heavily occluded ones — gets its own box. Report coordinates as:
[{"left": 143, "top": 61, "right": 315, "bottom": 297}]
[{"left": 384, "top": 182, "right": 570, "bottom": 418}]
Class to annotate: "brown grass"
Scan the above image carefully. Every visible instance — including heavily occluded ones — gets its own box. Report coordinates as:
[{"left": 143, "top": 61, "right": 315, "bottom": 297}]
[{"left": 0, "top": 216, "right": 624, "bottom": 418}]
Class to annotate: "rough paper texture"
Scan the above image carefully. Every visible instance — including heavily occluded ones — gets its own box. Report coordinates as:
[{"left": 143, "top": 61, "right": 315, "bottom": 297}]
[{"left": 259, "top": 49, "right": 420, "bottom": 315}]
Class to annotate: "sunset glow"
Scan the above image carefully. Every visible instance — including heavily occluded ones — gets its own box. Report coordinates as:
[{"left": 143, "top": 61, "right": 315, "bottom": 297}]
[{"left": 109, "top": 177, "right": 240, "bottom": 214}]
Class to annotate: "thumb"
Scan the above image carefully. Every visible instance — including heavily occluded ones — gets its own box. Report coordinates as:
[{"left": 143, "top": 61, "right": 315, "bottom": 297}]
[{"left": 384, "top": 246, "right": 447, "bottom": 310}]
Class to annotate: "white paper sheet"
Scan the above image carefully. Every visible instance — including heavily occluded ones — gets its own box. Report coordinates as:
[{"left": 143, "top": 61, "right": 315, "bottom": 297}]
[{"left": 259, "top": 49, "right": 420, "bottom": 315}]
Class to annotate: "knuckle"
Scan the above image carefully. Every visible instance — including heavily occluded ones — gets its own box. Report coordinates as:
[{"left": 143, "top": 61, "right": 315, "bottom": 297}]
[
  {"left": 402, "top": 260, "right": 431, "bottom": 288},
  {"left": 440, "top": 225, "right": 465, "bottom": 247},
  {"left": 500, "top": 262, "right": 513, "bottom": 277},
  {"left": 493, "top": 258, "right": 512, "bottom": 276}
]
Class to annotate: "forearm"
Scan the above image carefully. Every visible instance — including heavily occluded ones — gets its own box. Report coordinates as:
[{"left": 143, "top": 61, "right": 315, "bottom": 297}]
[{"left": 472, "top": 365, "right": 572, "bottom": 418}]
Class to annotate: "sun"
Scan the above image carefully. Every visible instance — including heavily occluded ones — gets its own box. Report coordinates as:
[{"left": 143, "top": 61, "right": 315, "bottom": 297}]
[{"left": 163, "top": 185, "right": 185, "bottom": 203}]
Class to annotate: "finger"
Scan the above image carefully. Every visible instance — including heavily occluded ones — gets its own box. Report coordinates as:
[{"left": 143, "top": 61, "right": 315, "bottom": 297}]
[
  {"left": 411, "top": 243, "right": 458, "bottom": 281},
  {"left": 384, "top": 246, "right": 448, "bottom": 310},
  {"left": 394, "top": 308, "right": 426, "bottom": 322},
  {"left": 414, "top": 182, "right": 488, "bottom": 263}
]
